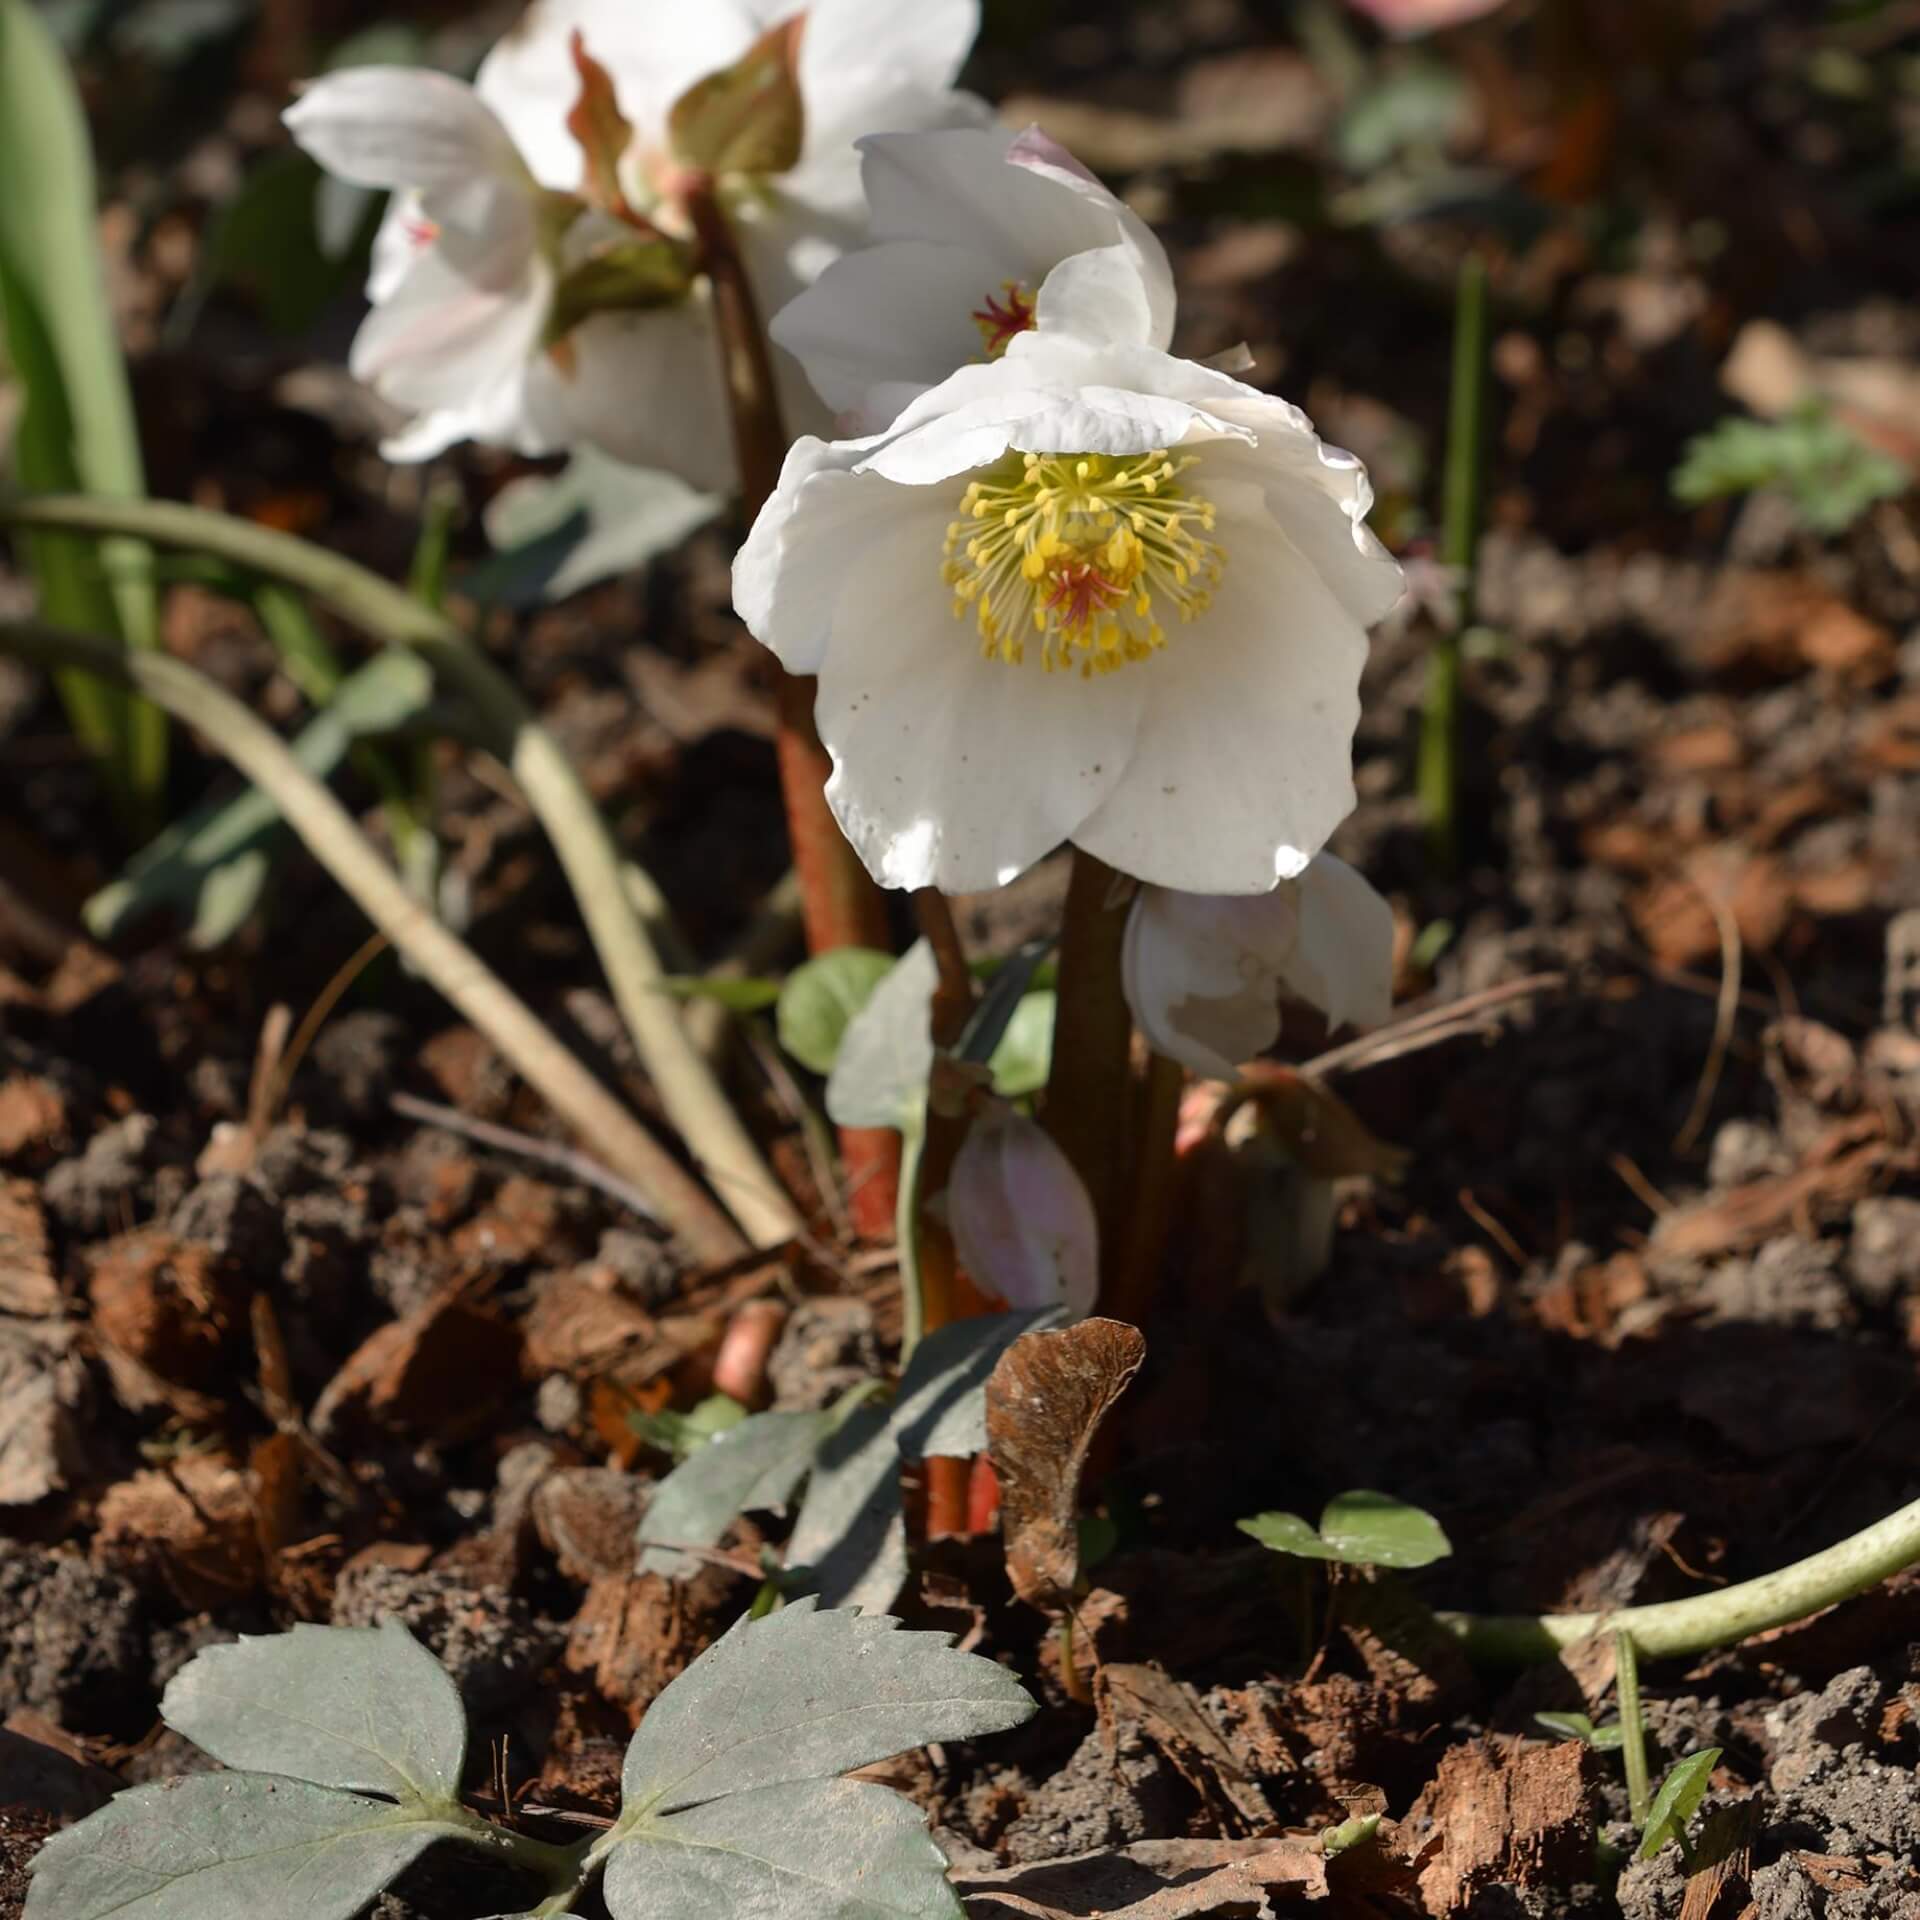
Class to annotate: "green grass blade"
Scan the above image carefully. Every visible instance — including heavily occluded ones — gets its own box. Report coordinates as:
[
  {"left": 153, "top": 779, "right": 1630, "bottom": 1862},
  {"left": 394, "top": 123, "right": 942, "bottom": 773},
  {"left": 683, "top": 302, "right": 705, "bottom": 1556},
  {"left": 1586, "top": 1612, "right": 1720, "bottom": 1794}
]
[{"left": 0, "top": 0, "right": 164, "bottom": 813}]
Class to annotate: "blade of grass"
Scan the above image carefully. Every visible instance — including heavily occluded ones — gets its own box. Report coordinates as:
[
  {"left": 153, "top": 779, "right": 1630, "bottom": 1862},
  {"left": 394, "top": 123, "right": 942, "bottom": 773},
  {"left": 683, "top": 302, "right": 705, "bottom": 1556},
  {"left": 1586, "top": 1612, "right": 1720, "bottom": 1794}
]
[
  {"left": 0, "top": 0, "right": 164, "bottom": 819},
  {"left": 3, "top": 492, "right": 798, "bottom": 1249},
  {"left": 2, "top": 616, "right": 747, "bottom": 1266}
]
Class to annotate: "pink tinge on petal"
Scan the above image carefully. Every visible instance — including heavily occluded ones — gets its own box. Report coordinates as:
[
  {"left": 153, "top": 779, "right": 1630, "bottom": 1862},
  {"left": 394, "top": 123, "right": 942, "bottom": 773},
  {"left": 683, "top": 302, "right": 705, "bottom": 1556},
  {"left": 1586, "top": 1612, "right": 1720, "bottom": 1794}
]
[{"left": 1005, "top": 122, "right": 1099, "bottom": 187}]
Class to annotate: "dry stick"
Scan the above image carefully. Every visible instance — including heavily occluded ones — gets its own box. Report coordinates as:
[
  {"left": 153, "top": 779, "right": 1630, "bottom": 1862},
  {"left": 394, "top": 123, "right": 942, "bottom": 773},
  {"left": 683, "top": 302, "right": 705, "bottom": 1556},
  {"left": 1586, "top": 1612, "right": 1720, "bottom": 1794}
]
[
  {"left": 683, "top": 180, "right": 900, "bottom": 1242},
  {"left": 3, "top": 495, "right": 795, "bottom": 1250},
  {"left": 1044, "top": 850, "right": 1139, "bottom": 1276},
  {"left": 1673, "top": 868, "right": 1743, "bottom": 1154},
  {"left": 0, "top": 620, "right": 746, "bottom": 1266}
]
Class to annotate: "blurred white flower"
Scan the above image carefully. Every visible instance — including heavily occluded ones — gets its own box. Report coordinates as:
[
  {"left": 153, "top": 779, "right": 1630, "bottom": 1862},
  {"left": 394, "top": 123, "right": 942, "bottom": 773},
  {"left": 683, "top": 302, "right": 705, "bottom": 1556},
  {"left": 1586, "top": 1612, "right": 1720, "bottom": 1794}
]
[
  {"left": 771, "top": 123, "right": 1174, "bottom": 431},
  {"left": 734, "top": 333, "right": 1404, "bottom": 894},
  {"left": 289, "top": 0, "right": 984, "bottom": 482},
  {"left": 949, "top": 1101, "right": 1098, "bottom": 1316},
  {"left": 1122, "top": 855, "right": 1394, "bottom": 1080}
]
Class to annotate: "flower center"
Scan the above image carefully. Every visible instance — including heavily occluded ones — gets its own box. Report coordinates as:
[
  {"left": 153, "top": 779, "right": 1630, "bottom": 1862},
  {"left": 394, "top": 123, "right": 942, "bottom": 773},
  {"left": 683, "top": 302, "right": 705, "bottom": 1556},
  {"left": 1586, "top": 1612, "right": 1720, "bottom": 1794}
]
[
  {"left": 971, "top": 280, "right": 1036, "bottom": 359},
  {"left": 941, "top": 450, "right": 1227, "bottom": 676}
]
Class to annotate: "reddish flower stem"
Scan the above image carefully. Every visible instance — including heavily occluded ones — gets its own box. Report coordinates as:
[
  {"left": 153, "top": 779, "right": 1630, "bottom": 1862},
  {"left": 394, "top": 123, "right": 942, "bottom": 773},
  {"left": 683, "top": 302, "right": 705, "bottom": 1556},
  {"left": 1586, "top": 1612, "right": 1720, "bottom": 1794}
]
[
  {"left": 1043, "top": 849, "right": 1139, "bottom": 1283},
  {"left": 687, "top": 180, "right": 900, "bottom": 1239}
]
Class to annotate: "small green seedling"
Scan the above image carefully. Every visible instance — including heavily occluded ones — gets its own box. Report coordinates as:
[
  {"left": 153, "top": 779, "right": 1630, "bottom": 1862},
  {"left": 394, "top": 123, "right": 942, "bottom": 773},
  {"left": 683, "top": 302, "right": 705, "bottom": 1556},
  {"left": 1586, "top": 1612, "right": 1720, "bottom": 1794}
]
[
  {"left": 628, "top": 1390, "right": 749, "bottom": 1461},
  {"left": 1673, "top": 401, "right": 1907, "bottom": 536},
  {"left": 1636, "top": 1746, "right": 1722, "bottom": 1864},
  {"left": 1239, "top": 1489, "right": 1453, "bottom": 1570},
  {"left": 1534, "top": 1710, "right": 1626, "bottom": 1751},
  {"left": 1321, "top": 1810, "right": 1384, "bottom": 1855},
  {"left": 27, "top": 1600, "right": 1035, "bottom": 1920}
]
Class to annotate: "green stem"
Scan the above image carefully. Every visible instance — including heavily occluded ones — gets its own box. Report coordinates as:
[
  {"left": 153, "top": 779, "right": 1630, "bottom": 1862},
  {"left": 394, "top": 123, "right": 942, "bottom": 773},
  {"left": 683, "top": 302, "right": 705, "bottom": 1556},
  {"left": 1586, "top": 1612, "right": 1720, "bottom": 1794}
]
[
  {"left": 437, "top": 1800, "right": 594, "bottom": 1911},
  {"left": 2, "top": 494, "right": 797, "bottom": 1251},
  {"left": 1418, "top": 251, "right": 1487, "bottom": 873},
  {"left": 1441, "top": 1494, "right": 1920, "bottom": 1664},
  {"left": 1614, "top": 1629, "right": 1651, "bottom": 1825},
  {"left": 0, "top": 618, "right": 747, "bottom": 1266},
  {"left": 895, "top": 1119, "right": 927, "bottom": 1358}
]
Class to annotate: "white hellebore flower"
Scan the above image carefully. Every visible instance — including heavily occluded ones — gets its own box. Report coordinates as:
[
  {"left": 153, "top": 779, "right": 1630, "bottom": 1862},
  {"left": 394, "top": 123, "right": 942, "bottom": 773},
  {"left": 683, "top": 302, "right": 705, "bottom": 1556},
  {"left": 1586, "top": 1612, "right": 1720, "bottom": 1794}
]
[
  {"left": 734, "top": 333, "right": 1405, "bottom": 894},
  {"left": 285, "top": 67, "right": 564, "bottom": 462},
  {"left": 289, "top": 0, "right": 984, "bottom": 479},
  {"left": 1123, "top": 855, "right": 1395, "bottom": 1081},
  {"left": 771, "top": 123, "right": 1174, "bottom": 431},
  {"left": 949, "top": 1102, "right": 1099, "bottom": 1317}
]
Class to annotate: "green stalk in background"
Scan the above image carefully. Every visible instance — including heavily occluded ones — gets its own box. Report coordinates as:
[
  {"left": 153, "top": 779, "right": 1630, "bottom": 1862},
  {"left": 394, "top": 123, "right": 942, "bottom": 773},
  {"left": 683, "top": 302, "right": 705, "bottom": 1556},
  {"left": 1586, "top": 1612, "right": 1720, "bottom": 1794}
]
[
  {"left": 1417, "top": 252, "right": 1488, "bottom": 873},
  {"left": 0, "top": 0, "right": 165, "bottom": 827}
]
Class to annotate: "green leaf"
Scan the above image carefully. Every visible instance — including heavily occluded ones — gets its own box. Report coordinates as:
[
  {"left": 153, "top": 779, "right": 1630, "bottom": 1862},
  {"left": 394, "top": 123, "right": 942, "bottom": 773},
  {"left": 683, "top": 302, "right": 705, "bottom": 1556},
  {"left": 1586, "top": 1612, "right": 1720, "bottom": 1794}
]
[
  {"left": 987, "top": 990, "right": 1054, "bottom": 1098},
  {"left": 24, "top": 1772, "right": 458, "bottom": 1920},
  {"left": 1239, "top": 1491, "right": 1452, "bottom": 1569},
  {"left": 629, "top": 1392, "right": 750, "bottom": 1461},
  {"left": 1534, "top": 1711, "right": 1624, "bottom": 1750},
  {"left": 473, "top": 446, "right": 720, "bottom": 607},
  {"left": 779, "top": 947, "right": 897, "bottom": 1078},
  {"left": 889, "top": 1309, "right": 1064, "bottom": 1462},
  {"left": 1318, "top": 1490, "right": 1453, "bottom": 1569},
  {"left": 785, "top": 1402, "right": 908, "bottom": 1615},
  {"left": 657, "top": 975, "right": 784, "bottom": 1014},
  {"left": 620, "top": 1599, "right": 1035, "bottom": 1816},
  {"left": 1672, "top": 402, "right": 1908, "bottom": 535},
  {"left": 84, "top": 651, "right": 434, "bottom": 948},
  {"left": 0, "top": 0, "right": 162, "bottom": 804},
  {"left": 159, "top": 1619, "right": 467, "bottom": 1804},
  {"left": 637, "top": 1408, "right": 832, "bottom": 1579},
  {"left": 823, "top": 942, "right": 937, "bottom": 1129},
  {"left": 607, "top": 1777, "right": 959, "bottom": 1920},
  {"left": 1637, "top": 1748, "right": 1721, "bottom": 1862},
  {"left": 666, "top": 15, "right": 806, "bottom": 176}
]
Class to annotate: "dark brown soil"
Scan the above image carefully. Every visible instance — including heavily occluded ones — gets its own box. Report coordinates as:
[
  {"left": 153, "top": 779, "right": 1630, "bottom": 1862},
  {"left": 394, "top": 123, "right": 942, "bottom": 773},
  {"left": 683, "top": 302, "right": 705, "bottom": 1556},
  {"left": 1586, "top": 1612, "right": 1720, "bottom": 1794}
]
[{"left": 4, "top": 3, "right": 1920, "bottom": 1917}]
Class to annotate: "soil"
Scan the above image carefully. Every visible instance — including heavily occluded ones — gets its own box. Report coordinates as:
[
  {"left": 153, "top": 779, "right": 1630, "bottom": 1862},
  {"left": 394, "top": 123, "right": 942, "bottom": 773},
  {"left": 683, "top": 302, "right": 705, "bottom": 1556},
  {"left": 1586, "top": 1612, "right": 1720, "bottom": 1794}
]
[{"left": 4, "top": 2, "right": 1920, "bottom": 1917}]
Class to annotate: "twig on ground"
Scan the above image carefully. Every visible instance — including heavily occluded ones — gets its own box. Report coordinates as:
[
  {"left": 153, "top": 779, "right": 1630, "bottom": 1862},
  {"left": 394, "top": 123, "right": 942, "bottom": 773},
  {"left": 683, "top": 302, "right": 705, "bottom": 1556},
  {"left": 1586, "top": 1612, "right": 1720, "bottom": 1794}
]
[{"left": 1674, "top": 867, "right": 1744, "bottom": 1154}]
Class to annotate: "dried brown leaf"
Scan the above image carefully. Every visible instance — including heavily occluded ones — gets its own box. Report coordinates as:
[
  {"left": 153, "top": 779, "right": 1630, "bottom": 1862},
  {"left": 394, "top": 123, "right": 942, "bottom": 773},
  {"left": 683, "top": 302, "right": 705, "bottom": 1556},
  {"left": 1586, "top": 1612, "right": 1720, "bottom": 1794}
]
[{"left": 986, "top": 1317, "right": 1146, "bottom": 1614}]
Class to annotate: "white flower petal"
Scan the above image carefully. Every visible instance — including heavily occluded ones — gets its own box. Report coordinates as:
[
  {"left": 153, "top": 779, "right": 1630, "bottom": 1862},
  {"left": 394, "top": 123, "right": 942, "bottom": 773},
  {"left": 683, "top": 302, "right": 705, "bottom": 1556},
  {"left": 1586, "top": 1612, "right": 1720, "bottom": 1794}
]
[
  {"left": 770, "top": 240, "right": 1006, "bottom": 418},
  {"left": 526, "top": 302, "right": 737, "bottom": 494},
  {"left": 476, "top": 0, "right": 758, "bottom": 181},
  {"left": 366, "top": 196, "right": 424, "bottom": 303},
  {"left": 1123, "top": 857, "right": 1393, "bottom": 1079},
  {"left": 809, "top": 495, "right": 1144, "bottom": 891},
  {"left": 1283, "top": 854, "right": 1396, "bottom": 1033},
  {"left": 793, "top": 0, "right": 980, "bottom": 132},
  {"left": 1072, "top": 470, "right": 1366, "bottom": 891},
  {"left": 285, "top": 68, "right": 523, "bottom": 193},
  {"left": 950, "top": 1102, "right": 1098, "bottom": 1317},
  {"left": 349, "top": 237, "right": 550, "bottom": 416},
  {"left": 1034, "top": 243, "right": 1164, "bottom": 353}
]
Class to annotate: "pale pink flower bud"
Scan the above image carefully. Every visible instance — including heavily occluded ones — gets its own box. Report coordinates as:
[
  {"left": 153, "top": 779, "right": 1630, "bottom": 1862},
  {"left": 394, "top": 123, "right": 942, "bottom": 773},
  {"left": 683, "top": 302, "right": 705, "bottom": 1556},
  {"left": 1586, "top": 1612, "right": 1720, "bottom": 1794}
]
[{"left": 949, "top": 1103, "right": 1098, "bottom": 1317}]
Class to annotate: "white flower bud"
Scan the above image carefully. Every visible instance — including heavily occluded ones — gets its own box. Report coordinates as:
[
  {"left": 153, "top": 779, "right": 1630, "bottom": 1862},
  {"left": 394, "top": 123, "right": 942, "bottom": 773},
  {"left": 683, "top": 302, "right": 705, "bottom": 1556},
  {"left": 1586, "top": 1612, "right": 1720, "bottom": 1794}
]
[{"left": 949, "top": 1102, "right": 1098, "bottom": 1318}]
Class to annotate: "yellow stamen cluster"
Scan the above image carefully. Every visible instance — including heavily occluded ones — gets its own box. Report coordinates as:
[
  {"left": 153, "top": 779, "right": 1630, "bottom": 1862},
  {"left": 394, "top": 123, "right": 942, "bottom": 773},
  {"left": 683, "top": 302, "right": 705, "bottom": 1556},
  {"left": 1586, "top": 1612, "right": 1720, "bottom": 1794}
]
[{"left": 940, "top": 449, "right": 1226, "bottom": 676}]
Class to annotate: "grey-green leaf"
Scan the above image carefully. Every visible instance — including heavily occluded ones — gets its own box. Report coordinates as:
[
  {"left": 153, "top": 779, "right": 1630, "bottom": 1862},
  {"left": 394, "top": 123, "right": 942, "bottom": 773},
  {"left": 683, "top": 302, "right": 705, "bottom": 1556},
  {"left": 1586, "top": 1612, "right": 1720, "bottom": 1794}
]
[
  {"left": 824, "top": 943, "right": 936, "bottom": 1129},
  {"left": 636, "top": 1408, "right": 831, "bottom": 1579},
  {"left": 781, "top": 948, "right": 897, "bottom": 1078},
  {"left": 24, "top": 1772, "right": 456, "bottom": 1920},
  {"left": 621, "top": 1598, "right": 1034, "bottom": 1815},
  {"left": 1637, "top": 1747, "right": 1721, "bottom": 1861},
  {"left": 1318, "top": 1490, "right": 1453, "bottom": 1569},
  {"left": 1534, "top": 1711, "right": 1623, "bottom": 1751},
  {"left": 891, "top": 1309, "right": 1063, "bottom": 1463},
  {"left": 160, "top": 1619, "right": 467, "bottom": 1804},
  {"left": 605, "top": 1777, "right": 961, "bottom": 1920},
  {"left": 786, "top": 1401, "right": 908, "bottom": 1615}
]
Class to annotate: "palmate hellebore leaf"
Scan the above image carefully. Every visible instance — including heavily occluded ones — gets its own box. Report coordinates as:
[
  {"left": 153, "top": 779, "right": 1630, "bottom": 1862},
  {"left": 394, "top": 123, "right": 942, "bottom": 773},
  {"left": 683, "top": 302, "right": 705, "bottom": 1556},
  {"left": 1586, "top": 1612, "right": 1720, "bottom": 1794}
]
[
  {"left": 619, "top": 1597, "right": 1035, "bottom": 1815},
  {"left": 25, "top": 1772, "right": 464, "bottom": 1920},
  {"left": 606, "top": 1777, "right": 958, "bottom": 1920},
  {"left": 595, "top": 1601, "right": 1035, "bottom": 1920},
  {"left": 159, "top": 1618, "right": 466, "bottom": 1803},
  {"left": 785, "top": 1400, "right": 910, "bottom": 1614}
]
